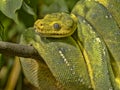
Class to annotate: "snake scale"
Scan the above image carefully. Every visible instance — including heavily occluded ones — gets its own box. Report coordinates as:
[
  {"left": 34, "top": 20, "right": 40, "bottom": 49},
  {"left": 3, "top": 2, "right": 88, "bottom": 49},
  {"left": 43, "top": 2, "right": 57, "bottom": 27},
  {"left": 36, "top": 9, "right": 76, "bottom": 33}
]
[{"left": 20, "top": 0, "right": 120, "bottom": 90}]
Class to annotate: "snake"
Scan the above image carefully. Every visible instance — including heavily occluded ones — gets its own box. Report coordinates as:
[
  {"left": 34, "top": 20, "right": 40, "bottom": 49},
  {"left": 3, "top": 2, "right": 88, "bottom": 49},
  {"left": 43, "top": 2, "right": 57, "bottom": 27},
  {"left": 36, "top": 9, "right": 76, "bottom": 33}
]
[{"left": 20, "top": 0, "right": 120, "bottom": 90}]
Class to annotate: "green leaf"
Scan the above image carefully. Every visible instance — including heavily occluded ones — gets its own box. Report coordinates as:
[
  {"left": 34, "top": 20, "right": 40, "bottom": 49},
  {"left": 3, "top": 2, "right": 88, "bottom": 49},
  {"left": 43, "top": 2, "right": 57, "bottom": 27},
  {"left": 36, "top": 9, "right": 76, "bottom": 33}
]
[
  {"left": 39, "top": 0, "right": 69, "bottom": 17},
  {"left": 0, "top": 0, "right": 23, "bottom": 23},
  {"left": 22, "top": 1, "right": 36, "bottom": 18},
  {"left": 0, "top": 22, "right": 5, "bottom": 41},
  {"left": 0, "top": 54, "right": 3, "bottom": 70}
]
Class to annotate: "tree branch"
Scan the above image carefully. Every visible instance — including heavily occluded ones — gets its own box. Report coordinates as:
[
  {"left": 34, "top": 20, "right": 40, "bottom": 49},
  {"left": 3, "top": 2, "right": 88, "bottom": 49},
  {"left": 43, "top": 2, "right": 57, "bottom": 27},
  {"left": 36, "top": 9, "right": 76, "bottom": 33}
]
[{"left": 0, "top": 41, "right": 42, "bottom": 60}]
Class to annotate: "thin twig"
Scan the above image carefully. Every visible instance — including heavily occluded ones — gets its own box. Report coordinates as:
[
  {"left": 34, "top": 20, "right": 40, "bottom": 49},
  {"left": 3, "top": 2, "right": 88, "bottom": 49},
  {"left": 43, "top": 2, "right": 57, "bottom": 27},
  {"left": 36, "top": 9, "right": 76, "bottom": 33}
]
[{"left": 0, "top": 41, "right": 42, "bottom": 60}]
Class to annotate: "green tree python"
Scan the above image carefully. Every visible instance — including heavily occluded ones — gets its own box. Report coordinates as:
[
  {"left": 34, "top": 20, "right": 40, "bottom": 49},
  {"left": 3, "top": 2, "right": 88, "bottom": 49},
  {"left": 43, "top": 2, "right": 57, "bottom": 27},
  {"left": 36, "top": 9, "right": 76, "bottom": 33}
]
[{"left": 20, "top": 0, "right": 120, "bottom": 90}]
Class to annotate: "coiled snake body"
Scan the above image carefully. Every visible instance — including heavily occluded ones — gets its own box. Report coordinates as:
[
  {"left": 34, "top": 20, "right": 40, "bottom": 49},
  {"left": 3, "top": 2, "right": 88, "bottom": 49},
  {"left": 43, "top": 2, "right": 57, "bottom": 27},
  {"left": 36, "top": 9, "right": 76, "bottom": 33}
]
[{"left": 20, "top": 0, "right": 120, "bottom": 90}]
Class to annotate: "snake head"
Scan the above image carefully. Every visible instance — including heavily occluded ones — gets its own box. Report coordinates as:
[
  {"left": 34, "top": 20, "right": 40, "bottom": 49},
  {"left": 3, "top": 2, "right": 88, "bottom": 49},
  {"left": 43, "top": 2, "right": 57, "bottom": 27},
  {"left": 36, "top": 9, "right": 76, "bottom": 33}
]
[{"left": 34, "top": 12, "right": 77, "bottom": 38}]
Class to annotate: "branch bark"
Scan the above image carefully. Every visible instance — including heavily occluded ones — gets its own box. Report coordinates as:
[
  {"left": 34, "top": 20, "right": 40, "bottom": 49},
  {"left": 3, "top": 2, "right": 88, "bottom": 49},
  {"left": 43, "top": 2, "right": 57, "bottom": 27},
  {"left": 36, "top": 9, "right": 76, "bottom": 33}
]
[{"left": 0, "top": 41, "right": 42, "bottom": 60}]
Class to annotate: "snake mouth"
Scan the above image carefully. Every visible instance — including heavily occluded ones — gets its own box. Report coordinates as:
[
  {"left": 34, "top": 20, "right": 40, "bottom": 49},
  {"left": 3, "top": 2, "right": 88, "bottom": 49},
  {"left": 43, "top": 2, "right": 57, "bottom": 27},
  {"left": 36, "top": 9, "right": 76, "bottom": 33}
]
[
  {"left": 34, "top": 28, "right": 74, "bottom": 38},
  {"left": 36, "top": 31, "right": 73, "bottom": 38},
  {"left": 34, "top": 24, "right": 77, "bottom": 38}
]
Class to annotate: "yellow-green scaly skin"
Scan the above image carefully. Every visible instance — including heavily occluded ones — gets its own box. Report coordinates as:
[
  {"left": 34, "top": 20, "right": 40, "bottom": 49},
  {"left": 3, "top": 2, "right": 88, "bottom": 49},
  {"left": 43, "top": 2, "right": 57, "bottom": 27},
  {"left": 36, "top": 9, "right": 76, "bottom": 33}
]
[
  {"left": 20, "top": 0, "right": 120, "bottom": 90},
  {"left": 34, "top": 13, "right": 77, "bottom": 38},
  {"left": 72, "top": 0, "right": 120, "bottom": 88}
]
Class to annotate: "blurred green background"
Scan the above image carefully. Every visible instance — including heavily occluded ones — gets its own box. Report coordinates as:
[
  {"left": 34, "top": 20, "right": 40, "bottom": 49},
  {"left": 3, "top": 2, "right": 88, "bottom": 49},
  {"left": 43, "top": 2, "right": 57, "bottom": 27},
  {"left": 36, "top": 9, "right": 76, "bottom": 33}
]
[{"left": 0, "top": 0, "right": 79, "bottom": 90}]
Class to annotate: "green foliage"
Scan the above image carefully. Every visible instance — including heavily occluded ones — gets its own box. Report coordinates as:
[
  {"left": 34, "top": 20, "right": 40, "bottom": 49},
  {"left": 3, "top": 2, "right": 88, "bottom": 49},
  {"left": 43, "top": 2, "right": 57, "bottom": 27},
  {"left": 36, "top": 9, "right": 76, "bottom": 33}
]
[
  {"left": 0, "top": 0, "right": 23, "bottom": 23},
  {"left": 38, "top": 0, "right": 69, "bottom": 17},
  {"left": 0, "top": 0, "right": 79, "bottom": 89},
  {"left": 0, "top": 22, "right": 5, "bottom": 40},
  {"left": 0, "top": 54, "right": 2, "bottom": 70}
]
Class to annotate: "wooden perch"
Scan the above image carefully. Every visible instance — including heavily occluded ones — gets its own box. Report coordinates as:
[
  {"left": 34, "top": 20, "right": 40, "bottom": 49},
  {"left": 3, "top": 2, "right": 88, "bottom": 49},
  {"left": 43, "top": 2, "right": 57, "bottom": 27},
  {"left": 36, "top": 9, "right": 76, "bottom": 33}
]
[{"left": 0, "top": 41, "right": 42, "bottom": 60}]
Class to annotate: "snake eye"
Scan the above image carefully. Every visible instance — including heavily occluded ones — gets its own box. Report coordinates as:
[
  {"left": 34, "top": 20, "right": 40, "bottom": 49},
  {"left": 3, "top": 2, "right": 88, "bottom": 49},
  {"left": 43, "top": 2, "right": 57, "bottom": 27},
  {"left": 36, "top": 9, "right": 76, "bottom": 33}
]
[
  {"left": 40, "top": 24, "right": 43, "bottom": 26},
  {"left": 53, "top": 23, "right": 61, "bottom": 30}
]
